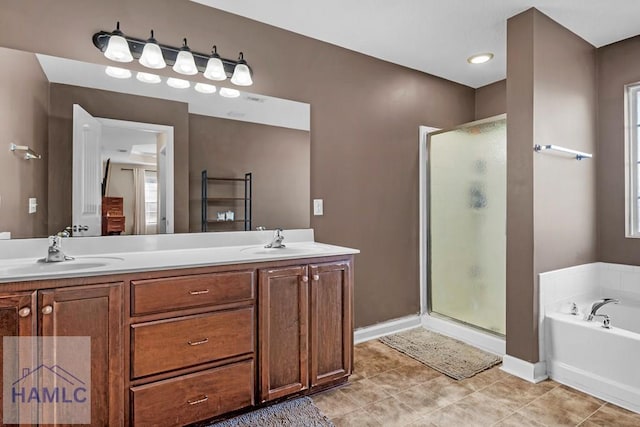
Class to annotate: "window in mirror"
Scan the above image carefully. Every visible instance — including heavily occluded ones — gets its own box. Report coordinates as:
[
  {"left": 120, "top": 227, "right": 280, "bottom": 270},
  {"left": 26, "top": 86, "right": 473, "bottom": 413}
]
[
  {"left": 144, "top": 170, "right": 158, "bottom": 230},
  {"left": 626, "top": 83, "right": 640, "bottom": 237}
]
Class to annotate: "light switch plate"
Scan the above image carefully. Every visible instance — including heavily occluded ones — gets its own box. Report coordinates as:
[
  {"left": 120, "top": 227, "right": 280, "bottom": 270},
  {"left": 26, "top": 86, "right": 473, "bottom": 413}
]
[
  {"left": 313, "top": 199, "right": 323, "bottom": 216},
  {"left": 28, "top": 197, "right": 37, "bottom": 214}
]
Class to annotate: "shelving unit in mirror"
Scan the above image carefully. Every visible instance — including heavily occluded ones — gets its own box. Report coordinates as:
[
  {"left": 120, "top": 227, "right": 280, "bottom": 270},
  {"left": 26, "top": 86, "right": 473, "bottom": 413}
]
[{"left": 201, "top": 170, "right": 252, "bottom": 232}]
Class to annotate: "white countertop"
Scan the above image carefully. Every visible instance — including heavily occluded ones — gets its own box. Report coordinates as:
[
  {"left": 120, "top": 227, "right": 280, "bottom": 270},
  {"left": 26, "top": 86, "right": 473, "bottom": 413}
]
[{"left": 0, "top": 230, "right": 359, "bottom": 283}]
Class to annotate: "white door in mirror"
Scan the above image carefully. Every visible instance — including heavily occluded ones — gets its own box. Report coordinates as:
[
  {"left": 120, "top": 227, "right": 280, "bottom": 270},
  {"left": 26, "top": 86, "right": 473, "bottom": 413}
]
[
  {"left": 313, "top": 199, "right": 323, "bottom": 216},
  {"left": 72, "top": 105, "right": 102, "bottom": 237}
]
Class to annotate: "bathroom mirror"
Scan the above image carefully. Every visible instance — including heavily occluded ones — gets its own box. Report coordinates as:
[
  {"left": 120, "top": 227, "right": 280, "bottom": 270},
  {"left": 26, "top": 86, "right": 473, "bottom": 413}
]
[{"left": 0, "top": 46, "right": 310, "bottom": 239}]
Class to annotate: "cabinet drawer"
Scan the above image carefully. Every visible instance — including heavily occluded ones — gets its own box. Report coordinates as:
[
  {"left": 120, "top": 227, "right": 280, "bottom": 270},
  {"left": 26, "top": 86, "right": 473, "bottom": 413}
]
[
  {"left": 131, "top": 307, "right": 254, "bottom": 378},
  {"left": 131, "top": 359, "right": 254, "bottom": 427},
  {"left": 131, "top": 270, "right": 255, "bottom": 315}
]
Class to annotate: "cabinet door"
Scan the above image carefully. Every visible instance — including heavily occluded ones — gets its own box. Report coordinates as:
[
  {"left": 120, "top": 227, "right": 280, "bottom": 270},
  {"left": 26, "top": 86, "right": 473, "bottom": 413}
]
[
  {"left": 39, "top": 283, "right": 123, "bottom": 426},
  {"left": 0, "top": 292, "right": 37, "bottom": 425},
  {"left": 309, "top": 261, "right": 353, "bottom": 387},
  {"left": 258, "top": 265, "right": 309, "bottom": 402}
]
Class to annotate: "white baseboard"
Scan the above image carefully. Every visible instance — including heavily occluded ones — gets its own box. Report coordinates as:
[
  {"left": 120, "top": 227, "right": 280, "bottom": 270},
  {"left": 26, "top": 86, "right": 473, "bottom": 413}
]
[
  {"left": 501, "top": 355, "right": 548, "bottom": 383},
  {"left": 548, "top": 360, "right": 640, "bottom": 414},
  {"left": 421, "top": 314, "right": 505, "bottom": 356},
  {"left": 354, "top": 315, "right": 422, "bottom": 344}
]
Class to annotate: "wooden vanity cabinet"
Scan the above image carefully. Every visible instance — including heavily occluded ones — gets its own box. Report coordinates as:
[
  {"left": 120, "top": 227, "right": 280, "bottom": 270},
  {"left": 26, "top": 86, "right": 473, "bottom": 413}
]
[
  {"left": 129, "top": 270, "right": 257, "bottom": 427},
  {"left": 0, "top": 254, "right": 353, "bottom": 426},
  {"left": 258, "top": 265, "right": 310, "bottom": 402},
  {"left": 0, "top": 282, "right": 123, "bottom": 426},
  {"left": 39, "top": 283, "right": 124, "bottom": 426},
  {"left": 259, "top": 259, "right": 353, "bottom": 403}
]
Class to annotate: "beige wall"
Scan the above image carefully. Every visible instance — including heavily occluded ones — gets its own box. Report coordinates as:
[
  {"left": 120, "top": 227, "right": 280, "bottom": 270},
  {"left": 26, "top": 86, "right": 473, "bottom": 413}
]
[
  {"left": 1, "top": 0, "right": 475, "bottom": 327},
  {"left": 506, "top": 9, "right": 597, "bottom": 362},
  {"left": 48, "top": 84, "right": 190, "bottom": 234},
  {"left": 0, "top": 48, "right": 49, "bottom": 238},
  {"left": 475, "top": 80, "right": 506, "bottom": 120},
  {"left": 597, "top": 35, "right": 640, "bottom": 265},
  {"left": 189, "top": 115, "right": 310, "bottom": 233}
]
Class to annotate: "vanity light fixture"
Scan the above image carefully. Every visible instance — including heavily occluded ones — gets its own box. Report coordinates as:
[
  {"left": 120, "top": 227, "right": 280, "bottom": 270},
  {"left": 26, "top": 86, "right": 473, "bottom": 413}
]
[
  {"left": 105, "top": 66, "right": 132, "bottom": 79},
  {"left": 166, "top": 77, "right": 190, "bottom": 89},
  {"left": 136, "top": 72, "right": 161, "bottom": 84},
  {"left": 173, "top": 38, "right": 198, "bottom": 75},
  {"left": 194, "top": 82, "right": 217, "bottom": 94},
  {"left": 203, "top": 46, "right": 227, "bottom": 81},
  {"left": 467, "top": 53, "right": 494, "bottom": 64},
  {"left": 103, "top": 22, "right": 134, "bottom": 63},
  {"left": 93, "top": 24, "right": 254, "bottom": 86},
  {"left": 138, "top": 30, "right": 166, "bottom": 69},
  {"left": 219, "top": 87, "right": 241, "bottom": 98},
  {"left": 230, "top": 52, "right": 253, "bottom": 86}
]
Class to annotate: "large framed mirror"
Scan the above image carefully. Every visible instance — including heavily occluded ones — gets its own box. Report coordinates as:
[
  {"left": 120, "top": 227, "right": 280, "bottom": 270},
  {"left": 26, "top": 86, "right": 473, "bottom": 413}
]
[{"left": 0, "top": 46, "right": 310, "bottom": 239}]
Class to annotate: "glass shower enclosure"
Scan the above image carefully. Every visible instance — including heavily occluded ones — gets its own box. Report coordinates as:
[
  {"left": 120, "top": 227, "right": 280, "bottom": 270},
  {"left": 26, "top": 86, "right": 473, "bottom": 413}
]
[{"left": 427, "top": 115, "right": 506, "bottom": 335}]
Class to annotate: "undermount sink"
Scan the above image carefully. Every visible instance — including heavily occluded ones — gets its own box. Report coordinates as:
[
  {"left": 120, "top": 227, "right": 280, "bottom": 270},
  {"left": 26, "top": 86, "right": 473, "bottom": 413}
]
[
  {"left": 0, "top": 256, "right": 124, "bottom": 276},
  {"left": 239, "top": 244, "right": 326, "bottom": 256}
]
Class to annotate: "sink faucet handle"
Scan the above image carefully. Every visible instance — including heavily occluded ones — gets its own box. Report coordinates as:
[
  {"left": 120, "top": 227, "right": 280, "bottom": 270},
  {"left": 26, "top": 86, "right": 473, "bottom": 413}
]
[{"left": 48, "top": 235, "right": 61, "bottom": 248}]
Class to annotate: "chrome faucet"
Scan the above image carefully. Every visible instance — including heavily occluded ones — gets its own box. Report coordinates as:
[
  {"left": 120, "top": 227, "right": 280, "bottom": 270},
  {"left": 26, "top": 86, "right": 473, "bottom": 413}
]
[
  {"left": 43, "top": 231, "right": 74, "bottom": 263},
  {"left": 265, "top": 228, "right": 285, "bottom": 248},
  {"left": 587, "top": 298, "right": 619, "bottom": 321}
]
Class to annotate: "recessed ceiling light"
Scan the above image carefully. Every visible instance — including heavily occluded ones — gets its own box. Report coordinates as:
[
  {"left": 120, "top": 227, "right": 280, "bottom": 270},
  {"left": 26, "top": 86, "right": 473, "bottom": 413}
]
[
  {"left": 195, "top": 82, "right": 217, "bottom": 94},
  {"left": 166, "top": 77, "right": 190, "bottom": 89},
  {"left": 467, "top": 53, "right": 494, "bottom": 64},
  {"left": 136, "top": 72, "right": 161, "bottom": 84},
  {"left": 105, "top": 66, "right": 132, "bottom": 79}
]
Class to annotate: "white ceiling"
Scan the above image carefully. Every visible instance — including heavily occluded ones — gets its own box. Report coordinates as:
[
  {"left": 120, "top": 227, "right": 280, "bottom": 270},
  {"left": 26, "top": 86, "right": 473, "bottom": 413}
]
[{"left": 192, "top": 0, "right": 640, "bottom": 88}]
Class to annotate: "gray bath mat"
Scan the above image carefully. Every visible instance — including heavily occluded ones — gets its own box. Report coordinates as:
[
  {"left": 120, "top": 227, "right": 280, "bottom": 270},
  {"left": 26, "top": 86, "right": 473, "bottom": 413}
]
[
  {"left": 208, "top": 397, "right": 334, "bottom": 427},
  {"left": 379, "top": 328, "right": 501, "bottom": 380}
]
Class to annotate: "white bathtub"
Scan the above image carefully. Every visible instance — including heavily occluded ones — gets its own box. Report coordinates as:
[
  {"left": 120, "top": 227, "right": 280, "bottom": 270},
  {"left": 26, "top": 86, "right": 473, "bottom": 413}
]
[{"left": 545, "top": 298, "right": 640, "bottom": 413}]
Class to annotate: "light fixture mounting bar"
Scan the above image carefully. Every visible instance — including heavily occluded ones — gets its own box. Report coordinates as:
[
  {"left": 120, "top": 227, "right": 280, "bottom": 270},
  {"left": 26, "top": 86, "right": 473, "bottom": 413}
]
[{"left": 92, "top": 31, "right": 247, "bottom": 77}]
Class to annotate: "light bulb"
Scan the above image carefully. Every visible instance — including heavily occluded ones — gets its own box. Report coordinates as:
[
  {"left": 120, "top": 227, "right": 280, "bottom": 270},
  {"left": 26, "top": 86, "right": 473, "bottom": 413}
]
[
  {"left": 203, "top": 46, "right": 227, "bottom": 81},
  {"left": 136, "top": 72, "right": 161, "bottom": 84},
  {"left": 219, "top": 87, "right": 240, "bottom": 98},
  {"left": 104, "top": 22, "right": 133, "bottom": 63},
  {"left": 105, "top": 66, "right": 132, "bottom": 79},
  {"left": 195, "top": 83, "right": 217, "bottom": 94},
  {"left": 172, "top": 38, "right": 198, "bottom": 75},
  {"left": 467, "top": 53, "right": 494, "bottom": 64},
  {"left": 167, "top": 77, "right": 190, "bottom": 89},
  {"left": 139, "top": 30, "right": 166, "bottom": 69},
  {"left": 230, "top": 52, "right": 253, "bottom": 86}
]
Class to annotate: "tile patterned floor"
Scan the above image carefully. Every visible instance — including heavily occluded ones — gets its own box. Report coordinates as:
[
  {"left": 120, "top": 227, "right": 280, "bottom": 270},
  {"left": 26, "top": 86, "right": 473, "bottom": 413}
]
[{"left": 311, "top": 340, "right": 640, "bottom": 427}]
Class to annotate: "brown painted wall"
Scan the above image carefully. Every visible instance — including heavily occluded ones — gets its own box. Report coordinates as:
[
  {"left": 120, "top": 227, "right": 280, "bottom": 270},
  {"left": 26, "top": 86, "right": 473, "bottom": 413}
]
[
  {"left": 1, "top": 0, "right": 475, "bottom": 327},
  {"left": 189, "top": 114, "right": 310, "bottom": 232},
  {"left": 506, "top": 9, "right": 597, "bottom": 362},
  {"left": 506, "top": 10, "right": 537, "bottom": 362},
  {"left": 597, "top": 35, "right": 640, "bottom": 265},
  {"left": 475, "top": 80, "right": 507, "bottom": 120},
  {"left": 0, "top": 48, "right": 48, "bottom": 238},
  {"left": 48, "top": 84, "right": 190, "bottom": 234}
]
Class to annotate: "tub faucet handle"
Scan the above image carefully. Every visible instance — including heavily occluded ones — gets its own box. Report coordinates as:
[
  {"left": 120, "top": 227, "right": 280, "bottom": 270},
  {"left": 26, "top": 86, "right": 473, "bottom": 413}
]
[{"left": 570, "top": 302, "right": 579, "bottom": 316}]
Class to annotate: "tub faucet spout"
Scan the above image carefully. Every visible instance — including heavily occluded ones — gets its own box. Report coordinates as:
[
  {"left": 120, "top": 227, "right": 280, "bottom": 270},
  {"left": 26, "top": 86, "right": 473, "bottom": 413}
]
[{"left": 587, "top": 298, "right": 619, "bottom": 321}]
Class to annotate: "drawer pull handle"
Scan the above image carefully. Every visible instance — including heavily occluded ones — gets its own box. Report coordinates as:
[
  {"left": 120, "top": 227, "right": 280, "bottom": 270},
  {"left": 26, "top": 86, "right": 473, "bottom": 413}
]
[
  {"left": 301, "top": 276, "right": 309, "bottom": 283},
  {"left": 18, "top": 307, "right": 31, "bottom": 318},
  {"left": 187, "top": 395, "right": 208, "bottom": 405},
  {"left": 42, "top": 305, "right": 53, "bottom": 315},
  {"left": 313, "top": 274, "right": 320, "bottom": 281},
  {"left": 188, "top": 338, "right": 209, "bottom": 346},
  {"left": 189, "top": 289, "right": 210, "bottom": 295}
]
